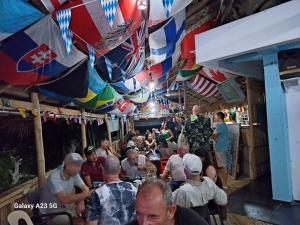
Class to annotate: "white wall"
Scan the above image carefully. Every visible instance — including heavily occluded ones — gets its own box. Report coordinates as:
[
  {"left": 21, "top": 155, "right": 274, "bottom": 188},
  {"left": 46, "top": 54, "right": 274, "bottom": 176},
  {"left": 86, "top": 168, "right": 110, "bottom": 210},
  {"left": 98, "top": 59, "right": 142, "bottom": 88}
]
[{"left": 285, "top": 80, "right": 300, "bottom": 201}]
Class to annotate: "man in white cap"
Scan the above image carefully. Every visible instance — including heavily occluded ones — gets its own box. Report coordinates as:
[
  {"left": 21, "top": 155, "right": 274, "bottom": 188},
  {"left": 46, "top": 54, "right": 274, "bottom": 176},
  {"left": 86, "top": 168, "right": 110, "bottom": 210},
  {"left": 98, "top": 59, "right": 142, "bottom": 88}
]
[
  {"left": 38, "top": 153, "right": 92, "bottom": 225},
  {"left": 173, "top": 153, "right": 227, "bottom": 209}
]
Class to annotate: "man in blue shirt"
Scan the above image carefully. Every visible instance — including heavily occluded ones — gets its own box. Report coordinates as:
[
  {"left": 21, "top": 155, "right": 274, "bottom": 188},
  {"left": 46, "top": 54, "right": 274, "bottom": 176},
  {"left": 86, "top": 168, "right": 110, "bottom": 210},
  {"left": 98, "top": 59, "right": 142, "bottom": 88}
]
[{"left": 212, "top": 112, "right": 229, "bottom": 188}]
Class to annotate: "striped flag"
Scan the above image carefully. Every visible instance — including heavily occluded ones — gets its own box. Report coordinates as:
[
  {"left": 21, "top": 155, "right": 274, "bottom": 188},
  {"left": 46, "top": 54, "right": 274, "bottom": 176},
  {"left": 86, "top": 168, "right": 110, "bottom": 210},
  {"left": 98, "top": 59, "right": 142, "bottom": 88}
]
[
  {"left": 149, "top": 9, "right": 185, "bottom": 64},
  {"left": 39, "top": 0, "right": 68, "bottom": 12},
  {"left": 199, "top": 67, "right": 228, "bottom": 83},
  {"left": 188, "top": 74, "right": 220, "bottom": 97},
  {"left": 176, "top": 64, "right": 202, "bottom": 81}
]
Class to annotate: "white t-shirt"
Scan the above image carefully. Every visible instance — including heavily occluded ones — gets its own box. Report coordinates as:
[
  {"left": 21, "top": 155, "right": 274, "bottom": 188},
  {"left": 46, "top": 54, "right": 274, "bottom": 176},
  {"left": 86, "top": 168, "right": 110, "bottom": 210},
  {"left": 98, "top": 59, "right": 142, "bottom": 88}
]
[
  {"left": 127, "top": 140, "right": 136, "bottom": 148},
  {"left": 165, "top": 155, "right": 186, "bottom": 181},
  {"left": 121, "top": 155, "right": 146, "bottom": 179},
  {"left": 173, "top": 177, "right": 228, "bottom": 207}
]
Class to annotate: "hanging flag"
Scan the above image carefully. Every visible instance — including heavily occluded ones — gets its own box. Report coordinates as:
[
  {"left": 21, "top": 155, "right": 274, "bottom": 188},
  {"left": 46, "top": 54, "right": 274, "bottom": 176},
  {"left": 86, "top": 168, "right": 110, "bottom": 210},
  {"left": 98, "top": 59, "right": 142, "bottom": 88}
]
[
  {"left": 96, "top": 21, "right": 146, "bottom": 82},
  {"left": 125, "top": 88, "right": 150, "bottom": 103},
  {"left": 56, "top": 8, "right": 72, "bottom": 54},
  {"left": 176, "top": 64, "right": 202, "bottom": 81},
  {"left": 135, "top": 71, "right": 151, "bottom": 85},
  {"left": 0, "top": 0, "right": 44, "bottom": 42},
  {"left": 199, "top": 67, "right": 229, "bottom": 83},
  {"left": 87, "top": 45, "right": 95, "bottom": 67},
  {"left": 105, "top": 57, "right": 113, "bottom": 81},
  {"left": 38, "top": 0, "right": 68, "bottom": 12},
  {"left": 168, "top": 80, "right": 182, "bottom": 91},
  {"left": 37, "top": 60, "right": 89, "bottom": 98},
  {"left": 149, "top": 48, "right": 181, "bottom": 79},
  {"left": 99, "top": 0, "right": 118, "bottom": 27},
  {"left": 149, "top": 0, "right": 192, "bottom": 26},
  {"left": 57, "top": 0, "right": 142, "bottom": 55},
  {"left": 111, "top": 77, "right": 142, "bottom": 94},
  {"left": 188, "top": 74, "right": 220, "bottom": 97},
  {"left": 149, "top": 9, "right": 185, "bottom": 64},
  {"left": 0, "top": 16, "right": 86, "bottom": 86}
]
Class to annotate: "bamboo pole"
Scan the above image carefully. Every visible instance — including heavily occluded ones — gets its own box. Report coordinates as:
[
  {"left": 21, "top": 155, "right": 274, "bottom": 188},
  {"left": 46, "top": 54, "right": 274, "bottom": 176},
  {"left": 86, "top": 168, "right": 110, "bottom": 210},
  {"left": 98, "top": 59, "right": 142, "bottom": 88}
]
[
  {"left": 104, "top": 114, "right": 112, "bottom": 146},
  {"left": 183, "top": 82, "right": 187, "bottom": 113},
  {"left": 80, "top": 108, "right": 87, "bottom": 152},
  {"left": 31, "top": 92, "right": 46, "bottom": 187}
]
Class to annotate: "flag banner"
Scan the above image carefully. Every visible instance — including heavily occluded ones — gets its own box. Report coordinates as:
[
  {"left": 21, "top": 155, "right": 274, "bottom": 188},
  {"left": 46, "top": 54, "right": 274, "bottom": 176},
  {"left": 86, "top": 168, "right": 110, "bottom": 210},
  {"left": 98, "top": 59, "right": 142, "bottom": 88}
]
[
  {"left": 0, "top": 16, "right": 86, "bottom": 86},
  {"left": 96, "top": 21, "right": 146, "bottom": 82},
  {"left": 176, "top": 64, "right": 202, "bottom": 81},
  {"left": 149, "top": 47, "right": 180, "bottom": 79},
  {"left": 0, "top": 0, "right": 44, "bottom": 42},
  {"left": 125, "top": 88, "right": 150, "bottom": 103},
  {"left": 188, "top": 74, "right": 220, "bottom": 97},
  {"left": 37, "top": 60, "right": 88, "bottom": 98},
  {"left": 110, "top": 99, "right": 137, "bottom": 116},
  {"left": 39, "top": 0, "right": 68, "bottom": 12},
  {"left": 56, "top": 8, "right": 72, "bottom": 54},
  {"left": 57, "top": 0, "right": 142, "bottom": 55},
  {"left": 149, "top": 10, "right": 185, "bottom": 64},
  {"left": 88, "top": 44, "right": 95, "bottom": 67},
  {"left": 135, "top": 70, "right": 151, "bottom": 85},
  {"left": 99, "top": 0, "right": 118, "bottom": 27},
  {"left": 199, "top": 67, "right": 229, "bottom": 83},
  {"left": 149, "top": 0, "right": 192, "bottom": 26},
  {"left": 111, "top": 76, "right": 142, "bottom": 95},
  {"left": 168, "top": 80, "right": 182, "bottom": 91}
]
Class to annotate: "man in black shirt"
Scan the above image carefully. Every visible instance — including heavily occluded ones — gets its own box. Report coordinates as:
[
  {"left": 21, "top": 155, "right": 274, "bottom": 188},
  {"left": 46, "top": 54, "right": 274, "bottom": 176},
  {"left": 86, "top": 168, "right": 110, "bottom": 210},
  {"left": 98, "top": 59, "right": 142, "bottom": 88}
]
[{"left": 126, "top": 179, "right": 208, "bottom": 225}]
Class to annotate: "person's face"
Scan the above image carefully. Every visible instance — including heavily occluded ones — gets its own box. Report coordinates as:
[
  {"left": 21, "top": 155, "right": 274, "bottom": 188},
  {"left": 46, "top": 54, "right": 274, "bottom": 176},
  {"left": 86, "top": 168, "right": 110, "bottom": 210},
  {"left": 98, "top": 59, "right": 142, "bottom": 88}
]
[
  {"left": 65, "top": 163, "right": 82, "bottom": 176},
  {"left": 127, "top": 152, "right": 138, "bottom": 166},
  {"left": 148, "top": 134, "right": 152, "bottom": 141},
  {"left": 101, "top": 140, "right": 108, "bottom": 148},
  {"left": 136, "top": 192, "right": 176, "bottom": 225},
  {"left": 87, "top": 152, "right": 97, "bottom": 163},
  {"left": 177, "top": 146, "right": 188, "bottom": 158},
  {"left": 214, "top": 115, "right": 221, "bottom": 123}
]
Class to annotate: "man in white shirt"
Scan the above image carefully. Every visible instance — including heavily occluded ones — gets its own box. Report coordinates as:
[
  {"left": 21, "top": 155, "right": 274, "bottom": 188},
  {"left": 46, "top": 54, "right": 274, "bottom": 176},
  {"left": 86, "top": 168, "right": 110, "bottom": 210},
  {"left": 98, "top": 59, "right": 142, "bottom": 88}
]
[
  {"left": 121, "top": 149, "right": 147, "bottom": 180},
  {"left": 160, "top": 144, "right": 189, "bottom": 191},
  {"left": 173, "top": 153, "right": 227, "bottom": 208}
]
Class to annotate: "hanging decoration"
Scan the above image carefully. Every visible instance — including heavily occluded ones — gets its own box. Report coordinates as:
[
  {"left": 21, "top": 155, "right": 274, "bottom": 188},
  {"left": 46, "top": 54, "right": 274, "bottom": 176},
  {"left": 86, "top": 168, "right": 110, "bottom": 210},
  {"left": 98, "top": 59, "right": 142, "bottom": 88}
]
[
  {"left": 87, "top": 44, "right": 96, "bottom": 67},
  {"left": 105, "top": 57, "right": 113, "bottom": 81},
  {"left": 162, "top": 0, "right": 175, "bottom": 18},
  {"left": 56, "top": 8, "right": 73, "bottom": 54},
  {"left": 99, "top": 0, "right": 119, "bottom": 27}
]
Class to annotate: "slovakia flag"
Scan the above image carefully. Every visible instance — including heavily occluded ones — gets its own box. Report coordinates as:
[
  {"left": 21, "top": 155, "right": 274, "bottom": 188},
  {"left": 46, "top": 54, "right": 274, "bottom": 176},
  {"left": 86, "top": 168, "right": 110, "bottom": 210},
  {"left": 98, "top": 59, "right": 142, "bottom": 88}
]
[{"left": 0, "top": 16, "right": 86, "bottom": 86}]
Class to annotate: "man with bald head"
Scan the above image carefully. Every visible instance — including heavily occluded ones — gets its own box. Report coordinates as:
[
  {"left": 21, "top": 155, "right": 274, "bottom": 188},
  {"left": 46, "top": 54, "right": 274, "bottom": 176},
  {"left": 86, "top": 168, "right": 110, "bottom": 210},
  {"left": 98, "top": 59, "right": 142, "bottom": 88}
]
[
  {"left": 126, "top": 179, "right": 208, "bottom": 225},
  {"left": 183, "top": 105, "right": 212, "bottom": 155},
  {"left": 86, "top": 155, "right": 137, "bottom": 225}
]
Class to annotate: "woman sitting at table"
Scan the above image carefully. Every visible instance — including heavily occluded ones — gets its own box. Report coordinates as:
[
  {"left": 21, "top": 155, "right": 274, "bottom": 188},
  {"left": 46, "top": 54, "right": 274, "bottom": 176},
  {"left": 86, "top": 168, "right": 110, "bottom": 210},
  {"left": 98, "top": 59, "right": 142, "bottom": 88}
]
[
  {"left": 96, "top": 138, "right": 120, "bottom": 159},
  {"left": 144, "top": 133, "right": 157, "bottom": 151},
  {"left": 160, "top": 122, "right": 174, "bottom": 142}
]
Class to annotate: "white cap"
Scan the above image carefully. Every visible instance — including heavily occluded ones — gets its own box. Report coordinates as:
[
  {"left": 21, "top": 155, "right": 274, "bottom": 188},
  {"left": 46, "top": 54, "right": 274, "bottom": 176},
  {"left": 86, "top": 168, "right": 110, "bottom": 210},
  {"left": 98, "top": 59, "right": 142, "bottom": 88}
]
[
  {"left": 64, "top": 153, "right": 84, "bottom": 165},
  {"left": 182, "top": 153, "right": 202, "bottom": 175}
]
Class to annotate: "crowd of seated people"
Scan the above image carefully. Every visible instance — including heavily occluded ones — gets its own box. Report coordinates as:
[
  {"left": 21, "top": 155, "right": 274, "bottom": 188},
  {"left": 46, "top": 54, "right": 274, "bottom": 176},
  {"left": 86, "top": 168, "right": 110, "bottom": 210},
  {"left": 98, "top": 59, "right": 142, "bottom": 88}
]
[{"left": 30, "top": 109, "right": 230, "bottom": 225}]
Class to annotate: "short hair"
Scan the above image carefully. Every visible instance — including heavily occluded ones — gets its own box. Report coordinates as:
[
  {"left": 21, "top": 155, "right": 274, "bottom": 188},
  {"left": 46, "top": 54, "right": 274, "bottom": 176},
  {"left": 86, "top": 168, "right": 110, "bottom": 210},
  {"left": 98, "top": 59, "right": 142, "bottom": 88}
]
[
  {"left": 126, "top": 148, "right": 137, "bottom": 156},
  {"left": 216, "top": 112, "right": 225, "bottom": 120},
  {"left": 178, "top": 143, "right": 189, "bottom": 151},
  {"left": 102, "top": 155, "right": 121, "bottom": 175},
  {"left": 137, "top": 179, "right": 173, "bottom": 206},
  {"left": 100, "top": 138, "right": 108, "bottom": 143}
]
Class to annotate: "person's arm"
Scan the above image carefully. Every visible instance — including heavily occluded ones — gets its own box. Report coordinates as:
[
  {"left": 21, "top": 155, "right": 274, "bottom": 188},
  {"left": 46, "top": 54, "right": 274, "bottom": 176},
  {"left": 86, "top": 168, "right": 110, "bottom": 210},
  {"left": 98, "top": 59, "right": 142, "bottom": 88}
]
[
  {"left": 160, "top": 158, "right": 171, "bottom": 180},
  {"left": 86, "top": 191, "right": 101, "bottom": 225},
  {"left": 166, "top": 129, "right": 174, "bottom": 141},
  {"left": 55, "top": 189, "right": 90, "bottom": 205},
  {"left": 83, "top": 175, "right": 92, "bottom": 188},
  {"left": 210, "top": 178, "right": 228, "bottom": 206}
]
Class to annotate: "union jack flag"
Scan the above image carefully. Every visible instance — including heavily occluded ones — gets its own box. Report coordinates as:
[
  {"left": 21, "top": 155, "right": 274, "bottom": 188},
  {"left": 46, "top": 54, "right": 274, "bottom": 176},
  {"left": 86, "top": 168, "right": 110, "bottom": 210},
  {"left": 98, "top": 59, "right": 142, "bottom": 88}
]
[{"left": 121, "top": 20, "right": 146, "bottom": 72}]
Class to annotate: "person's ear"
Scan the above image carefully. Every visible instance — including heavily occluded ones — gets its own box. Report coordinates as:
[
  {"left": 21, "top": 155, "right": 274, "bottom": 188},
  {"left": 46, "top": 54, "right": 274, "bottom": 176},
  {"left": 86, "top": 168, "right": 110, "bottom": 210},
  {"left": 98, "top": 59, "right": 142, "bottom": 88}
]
[{"left": 166, "top": 204, "right": 176, "bottom": 220}]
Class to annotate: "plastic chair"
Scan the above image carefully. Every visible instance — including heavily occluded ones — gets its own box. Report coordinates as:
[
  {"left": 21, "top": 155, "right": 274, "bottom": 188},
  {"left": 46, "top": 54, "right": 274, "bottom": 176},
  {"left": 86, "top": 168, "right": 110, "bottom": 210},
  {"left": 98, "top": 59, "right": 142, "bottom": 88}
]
[
  {"left": 159, "top": 157, "right": 169, "bottom": 174},
  {"left": 7, "top": 210, "right": 33, "bottom": 225}
]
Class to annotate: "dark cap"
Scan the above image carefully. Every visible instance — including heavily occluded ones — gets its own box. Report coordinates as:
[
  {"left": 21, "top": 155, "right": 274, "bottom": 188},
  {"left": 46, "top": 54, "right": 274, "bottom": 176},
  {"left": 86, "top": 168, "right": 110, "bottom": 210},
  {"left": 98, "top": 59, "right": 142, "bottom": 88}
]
[{"left": 84, "top": 146, "right": 96, "bottom": 156}]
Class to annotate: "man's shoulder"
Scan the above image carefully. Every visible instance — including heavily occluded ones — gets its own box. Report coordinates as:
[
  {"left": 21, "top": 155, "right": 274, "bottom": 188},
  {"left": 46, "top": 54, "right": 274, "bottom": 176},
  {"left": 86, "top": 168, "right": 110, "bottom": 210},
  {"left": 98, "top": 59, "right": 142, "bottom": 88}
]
[{"left": 125, "top": 219, "right": 138, "bottom": 225}]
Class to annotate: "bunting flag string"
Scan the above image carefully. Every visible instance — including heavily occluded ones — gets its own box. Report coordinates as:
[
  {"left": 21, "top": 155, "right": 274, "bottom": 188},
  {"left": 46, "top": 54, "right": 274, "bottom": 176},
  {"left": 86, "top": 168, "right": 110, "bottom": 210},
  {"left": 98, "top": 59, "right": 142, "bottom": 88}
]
[
  {"left": 105, "top": 57, "right": 113, "bottom": 81},
  {"left": 56, "top": 8, "right": 73, "bottom": 54},
  {"left": 87, "top": 44, "right": 95, "bottom": 67},
  {"left": 162, "top": 0, "right": 175, "bottom": 18},
  {"left": 99, "top": 0, "right": 119, "bottom": 27}
]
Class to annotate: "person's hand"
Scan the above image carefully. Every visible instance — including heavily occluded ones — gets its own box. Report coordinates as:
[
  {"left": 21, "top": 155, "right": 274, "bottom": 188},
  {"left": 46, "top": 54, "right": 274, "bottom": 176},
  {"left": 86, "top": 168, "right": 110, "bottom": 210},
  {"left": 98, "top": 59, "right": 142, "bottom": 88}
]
[
  {"left": 76, "top": 200, "right": 85, "bottom": 215},
  {"left": 82, "top": 188, "right": 93, "bottom": 198}
]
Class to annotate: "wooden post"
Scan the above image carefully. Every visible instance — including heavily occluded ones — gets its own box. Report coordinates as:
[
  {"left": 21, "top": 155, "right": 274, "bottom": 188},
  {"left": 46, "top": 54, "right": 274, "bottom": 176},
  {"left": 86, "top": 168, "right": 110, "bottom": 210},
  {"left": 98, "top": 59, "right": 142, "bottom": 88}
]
[
  {"left": 104, "top": 114, "right": 112, "bottom": 146},
  {"left": 246, "top": 79, "right": 257, "bottom": 179},
  {"left": 31, "top": 92, "right": 46, "bottom": 187},
  {"left": 80, "top": 108, "right": 87, "bottom": 152},
  {"left": 120, "top": 117, "right": 125, "bottom": 142}
]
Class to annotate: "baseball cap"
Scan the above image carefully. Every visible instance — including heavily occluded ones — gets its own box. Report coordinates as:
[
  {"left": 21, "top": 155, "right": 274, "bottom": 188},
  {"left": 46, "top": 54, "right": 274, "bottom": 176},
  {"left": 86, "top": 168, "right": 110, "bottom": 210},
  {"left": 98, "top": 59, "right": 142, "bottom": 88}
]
[
  {"left": 84, "top": 146, "right": 96, "bottom": 156},
  {"left": 64, "top": 153, "right": 85, "bottom": 165},
  {"left": 182, "top": 153, "right": 202, "bottom": 175}
]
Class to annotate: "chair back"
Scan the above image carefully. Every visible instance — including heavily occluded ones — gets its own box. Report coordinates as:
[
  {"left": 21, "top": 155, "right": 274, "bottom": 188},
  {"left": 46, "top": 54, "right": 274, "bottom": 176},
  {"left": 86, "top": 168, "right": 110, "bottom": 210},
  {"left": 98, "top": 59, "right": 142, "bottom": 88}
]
[
  {"left": 191, "top": 204, "right": 210, "bottom": 224},
  {"left": 7, "top": 210, "right": 33, "bottom": 225}
]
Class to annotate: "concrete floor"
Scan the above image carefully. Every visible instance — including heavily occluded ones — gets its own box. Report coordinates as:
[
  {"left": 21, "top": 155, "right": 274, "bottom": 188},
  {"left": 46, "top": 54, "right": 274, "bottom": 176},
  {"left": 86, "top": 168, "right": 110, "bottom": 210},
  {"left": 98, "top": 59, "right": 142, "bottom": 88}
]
[{"left": 226, "top": 175, "right": 300, "bottom": 225}]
